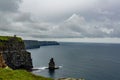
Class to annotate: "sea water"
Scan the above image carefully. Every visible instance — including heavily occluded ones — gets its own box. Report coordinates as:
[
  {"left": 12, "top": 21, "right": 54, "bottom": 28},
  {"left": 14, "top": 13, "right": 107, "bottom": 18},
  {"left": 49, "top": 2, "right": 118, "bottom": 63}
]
[{"left": 28, "top": 42, "right": 120, "bottom": 80}]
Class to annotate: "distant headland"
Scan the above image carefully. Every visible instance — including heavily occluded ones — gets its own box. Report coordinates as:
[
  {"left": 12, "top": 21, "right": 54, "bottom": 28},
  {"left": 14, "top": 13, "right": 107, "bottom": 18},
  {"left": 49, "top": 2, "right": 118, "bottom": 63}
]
[{"left": 24, "top": 40, "right": 60, "bottom": 49}]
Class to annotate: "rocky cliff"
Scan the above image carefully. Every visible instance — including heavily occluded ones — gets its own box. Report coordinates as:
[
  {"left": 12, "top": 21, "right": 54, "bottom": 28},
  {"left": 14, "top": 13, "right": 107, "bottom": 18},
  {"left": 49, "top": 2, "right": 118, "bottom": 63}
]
[
  {"left": 0, "top": 52, "right": 7, "bottom": 68},
  {"left": 0, "top": 36, "right": 33, "bottom": 70},
  {"left": 24, "top": 40, "right": 60, "bottom": 49},
  {"left": 39, "top": 41, "right": 60, "bottom": 46},
  {"left": 24, "top": 40, "right": 40, "bottom": 49}
]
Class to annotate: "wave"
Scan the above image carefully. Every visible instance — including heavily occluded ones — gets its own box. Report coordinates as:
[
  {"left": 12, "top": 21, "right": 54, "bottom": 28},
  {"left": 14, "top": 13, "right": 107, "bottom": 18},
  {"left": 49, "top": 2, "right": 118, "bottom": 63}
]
[{"left": 32, "top": 66, "right": 63, "bottom": 72}]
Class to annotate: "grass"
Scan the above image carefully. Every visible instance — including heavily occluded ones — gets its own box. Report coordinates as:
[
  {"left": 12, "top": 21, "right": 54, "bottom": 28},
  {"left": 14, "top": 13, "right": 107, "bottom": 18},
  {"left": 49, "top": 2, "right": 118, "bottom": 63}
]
[
  {"left": 0, "top": 68, "right": 53, "bottom": 80},
  {"left": 0, "top": 36, "right": 22, "bottom": 42},
  {"left": 0, "top": 36, "right": 23, "bottom": 46}
]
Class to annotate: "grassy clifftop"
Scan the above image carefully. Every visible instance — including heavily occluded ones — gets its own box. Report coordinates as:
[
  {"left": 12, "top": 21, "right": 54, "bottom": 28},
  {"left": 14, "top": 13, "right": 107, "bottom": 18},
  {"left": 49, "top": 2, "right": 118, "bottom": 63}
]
[
  {"left": 0, "top": 68, "right": 53, "bottom": 80},
  {"left": 0, "top": 36, "right": 23, "bottom": 46},
  {"left": 0, "top": 36, "right": 22, "bottom": 42}
]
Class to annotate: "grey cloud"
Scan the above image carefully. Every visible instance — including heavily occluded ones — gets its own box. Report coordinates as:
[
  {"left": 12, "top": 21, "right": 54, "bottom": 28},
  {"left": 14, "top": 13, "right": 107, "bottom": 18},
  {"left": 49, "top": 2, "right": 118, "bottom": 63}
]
[
  {"left": 49, "top": 14, "right": 119, "bottom": 38},
  {"left": 0, "top": 12, "right": 120, "bottom": 39},
  {"left": 25, "top": 22, "right": 53, "bottom": 31},
  {"left": 0, "top": 0, "right": 21, "bottom": 12},
  {"left": 0, "top": 0, "right": 120, "bottom": 39},
  {"left": 15, "top": 13, "right": 32, "bottom": 22}
]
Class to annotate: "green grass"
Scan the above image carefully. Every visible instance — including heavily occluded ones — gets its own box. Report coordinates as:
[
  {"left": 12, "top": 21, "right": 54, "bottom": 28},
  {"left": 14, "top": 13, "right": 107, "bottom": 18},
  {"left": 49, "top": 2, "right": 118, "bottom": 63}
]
[
  {"left": 0, "top": 36, "right": 23, "bottom": 46},
  {"left": 0, "top": 68, "right": 53, "bottom": 80},
  {"left": 0, "top": 36, "right": 22, "bottom": 42}
]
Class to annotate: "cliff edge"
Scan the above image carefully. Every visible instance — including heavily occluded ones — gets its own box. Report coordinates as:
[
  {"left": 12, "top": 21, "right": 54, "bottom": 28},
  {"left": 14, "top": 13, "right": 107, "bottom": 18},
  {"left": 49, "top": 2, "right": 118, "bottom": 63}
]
[{"left": 0, "top": 35, "right": 33, "bottom": 71}]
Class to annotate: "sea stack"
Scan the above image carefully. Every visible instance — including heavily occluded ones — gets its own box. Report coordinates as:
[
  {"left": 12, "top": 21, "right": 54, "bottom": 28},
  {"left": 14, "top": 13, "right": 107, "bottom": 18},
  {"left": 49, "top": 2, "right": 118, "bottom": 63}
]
[{"left": 48, "top": 58, "right": 55, "bottom": 70}]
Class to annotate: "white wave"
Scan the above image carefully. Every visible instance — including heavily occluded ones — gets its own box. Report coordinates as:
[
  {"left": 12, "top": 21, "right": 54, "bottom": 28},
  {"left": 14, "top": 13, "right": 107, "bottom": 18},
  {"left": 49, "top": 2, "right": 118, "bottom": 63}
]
[
  {"left": 33, "top": 66, "right": 47, "bottom": 70},
  {"left": 32, "top": 66, "right": 63, "bottom": 72},
  {"left": 38, "top": 67, "right": 47, "bottom": 70},
  {"left": 58, "top": 66, "right": 63, "bottom": 68}
]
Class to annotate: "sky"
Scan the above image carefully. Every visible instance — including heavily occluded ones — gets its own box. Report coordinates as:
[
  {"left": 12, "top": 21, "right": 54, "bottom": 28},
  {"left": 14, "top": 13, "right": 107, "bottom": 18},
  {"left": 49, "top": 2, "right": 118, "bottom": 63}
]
[{"left": 0, "top": 0, "right": 120, "bottom": 43}]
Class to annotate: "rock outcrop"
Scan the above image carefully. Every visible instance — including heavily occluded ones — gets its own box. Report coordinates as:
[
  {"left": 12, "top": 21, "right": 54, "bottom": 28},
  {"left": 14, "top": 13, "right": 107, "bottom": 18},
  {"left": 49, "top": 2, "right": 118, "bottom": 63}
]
[
  {"left": 48, "top": 58, "right": 55, "bottom": 70},
  {"left": 0, "top": 52, "right": 7, "bottom": 68},
  {"left": 0, "top": 36, "right": 33, "bottom": 71}
]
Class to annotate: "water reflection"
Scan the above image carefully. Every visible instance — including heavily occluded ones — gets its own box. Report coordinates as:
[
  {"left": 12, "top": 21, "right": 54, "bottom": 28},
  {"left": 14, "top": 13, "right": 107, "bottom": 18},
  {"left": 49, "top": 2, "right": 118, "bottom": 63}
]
[{"left": 48, "top": 69, "right": 55, "bottom": 78}]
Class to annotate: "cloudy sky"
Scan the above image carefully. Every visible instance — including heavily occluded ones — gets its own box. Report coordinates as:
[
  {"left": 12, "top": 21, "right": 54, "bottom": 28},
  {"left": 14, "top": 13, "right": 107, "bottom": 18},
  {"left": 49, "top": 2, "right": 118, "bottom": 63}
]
[{"left": 0, "top": 0, "right": 120, "bottom": 43}]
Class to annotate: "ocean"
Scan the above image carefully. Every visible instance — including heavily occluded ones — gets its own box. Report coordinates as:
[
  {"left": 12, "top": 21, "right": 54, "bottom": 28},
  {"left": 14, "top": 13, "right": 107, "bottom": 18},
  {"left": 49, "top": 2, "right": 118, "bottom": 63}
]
[{"left": 28, "top": 42, "right": 120, "bottom": 80}]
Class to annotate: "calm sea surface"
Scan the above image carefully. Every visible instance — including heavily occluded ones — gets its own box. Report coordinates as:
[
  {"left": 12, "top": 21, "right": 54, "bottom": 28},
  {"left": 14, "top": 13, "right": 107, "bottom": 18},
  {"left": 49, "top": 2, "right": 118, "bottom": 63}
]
[{"left": 28, "top": 42, "right": 120, "bottom": 80}]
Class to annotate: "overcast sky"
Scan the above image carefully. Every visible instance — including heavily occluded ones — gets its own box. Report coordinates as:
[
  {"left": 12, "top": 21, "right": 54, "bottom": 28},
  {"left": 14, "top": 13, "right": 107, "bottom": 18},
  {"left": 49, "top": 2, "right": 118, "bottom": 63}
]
[{"left": 0, "top": 0, "right": 120, "bottom": 42}]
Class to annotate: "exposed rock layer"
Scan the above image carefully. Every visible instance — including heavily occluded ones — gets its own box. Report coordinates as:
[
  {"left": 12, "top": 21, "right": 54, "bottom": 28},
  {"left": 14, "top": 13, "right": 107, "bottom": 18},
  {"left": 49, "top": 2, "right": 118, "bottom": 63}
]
[
  {"left": 0, "top": 36, "right": 33, "bottom": 70},
  {"left": 0, "top": 52, "right": 7, "bottom": 68}
]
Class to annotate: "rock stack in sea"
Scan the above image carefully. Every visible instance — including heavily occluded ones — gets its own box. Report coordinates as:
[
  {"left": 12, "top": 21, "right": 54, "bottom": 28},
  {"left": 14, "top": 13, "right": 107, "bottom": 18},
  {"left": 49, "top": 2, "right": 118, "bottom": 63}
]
[
  {"left": 48, "top": 58, "right": 55, "bottom": 70},
  {"left": 0, "top": 35, "right": 33, "bottom": 71}
]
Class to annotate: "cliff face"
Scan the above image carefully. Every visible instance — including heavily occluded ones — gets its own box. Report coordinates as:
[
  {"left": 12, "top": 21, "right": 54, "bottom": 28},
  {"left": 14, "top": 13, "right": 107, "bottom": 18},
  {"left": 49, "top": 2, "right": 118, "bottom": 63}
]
[
  {"left": 24, "top": 40, "right": 40, "bottom": 49},
  {"left": 39, "top": 41, "right": 60, "bottom": 46},
  {"left": 0, "top": 52, "right": 7, "bottom": 68},
  {"left": 24, "top": 40, "right": 60, "bottom": 49},
  {"left": 0, "top": 36, "right": 33, "bottom": 70}
]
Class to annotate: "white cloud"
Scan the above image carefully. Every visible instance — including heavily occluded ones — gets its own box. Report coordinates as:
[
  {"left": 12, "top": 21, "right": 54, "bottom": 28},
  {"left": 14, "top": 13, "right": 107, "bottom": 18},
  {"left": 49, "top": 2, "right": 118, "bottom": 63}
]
[{"left": 20, "top": 0, "right": 97, "bottom": 21}]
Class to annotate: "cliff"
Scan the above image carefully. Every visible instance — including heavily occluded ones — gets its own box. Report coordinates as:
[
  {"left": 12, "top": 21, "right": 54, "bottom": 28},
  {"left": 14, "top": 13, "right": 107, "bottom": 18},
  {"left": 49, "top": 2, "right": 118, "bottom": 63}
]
[
  {"left": 39, "top": 41, "right": 60, "bottom": 46},
  {"left": 24, "top": 40, "right": 60, "bottom": 49},
  {"left": 24, "top": 40, "right": 40, "bottom": 49},
  {"left": 0, "top": 53, "right": 7, "bottom": 68},
  {"left": 0, "top": 36, "right": 33, "bottom": 71}
]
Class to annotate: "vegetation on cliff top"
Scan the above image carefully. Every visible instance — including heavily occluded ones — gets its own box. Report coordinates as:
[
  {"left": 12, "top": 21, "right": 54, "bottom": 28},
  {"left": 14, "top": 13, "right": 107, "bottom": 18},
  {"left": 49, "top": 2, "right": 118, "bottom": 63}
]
[
  {"left": 0, "top": 68, "right": 53, "bottom": 80},
  {"left": 0, "top": 36, "right": 23, "bottom": 46},
  {"left": 0, "top": 36, "right": 22, "bottom": 42}
]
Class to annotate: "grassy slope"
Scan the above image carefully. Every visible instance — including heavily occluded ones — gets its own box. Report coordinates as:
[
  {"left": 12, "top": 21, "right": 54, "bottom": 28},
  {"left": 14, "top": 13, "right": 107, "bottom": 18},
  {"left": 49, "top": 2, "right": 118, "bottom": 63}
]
[{"left": 0, "top": 68, "right": 53, "bottom": 80}]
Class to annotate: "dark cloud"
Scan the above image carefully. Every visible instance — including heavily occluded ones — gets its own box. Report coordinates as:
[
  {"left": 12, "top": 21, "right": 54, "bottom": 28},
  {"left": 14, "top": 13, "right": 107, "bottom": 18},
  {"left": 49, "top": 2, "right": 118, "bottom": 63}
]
[
  {"left": 15, "top": 13, "right": 32, "bottom": 22},
  {"left": 0, "top": 0, "right": 21, "bottom": 12}
]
